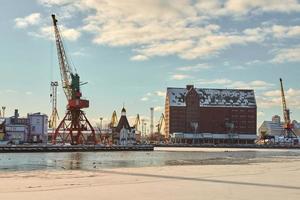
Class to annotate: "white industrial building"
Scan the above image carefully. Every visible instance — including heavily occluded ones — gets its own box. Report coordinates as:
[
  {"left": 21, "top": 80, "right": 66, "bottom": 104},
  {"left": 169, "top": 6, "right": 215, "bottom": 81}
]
[
  {"left": 259, "top": 115, "right": 300, "bottom": 137},
  {"left": 2, "top": 110, "right": 48, "bottom": 144},
  {"left": 27, "top": 113, "right": 48, "bottom": 143}
]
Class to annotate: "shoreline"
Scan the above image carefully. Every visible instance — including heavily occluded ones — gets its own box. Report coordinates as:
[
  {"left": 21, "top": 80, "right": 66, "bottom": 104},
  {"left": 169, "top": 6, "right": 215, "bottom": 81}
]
[
  {"left": 0, "top": 157, "right": 300, "bottom": 200},
  {"left": 0, "top": 143, "right": 300, "bottom": 153}
]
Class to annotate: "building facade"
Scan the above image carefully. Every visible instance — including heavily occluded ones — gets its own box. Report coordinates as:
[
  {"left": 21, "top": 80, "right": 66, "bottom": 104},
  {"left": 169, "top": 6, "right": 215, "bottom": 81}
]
[
  {"left": 112, "top": 107, "right": 136, "bottom": 145},
  {"left": 259, "top": 115, "right": 300, "bottom": 137},
  {"left": 165, "top": 85, "right": 257, "bottom": 144},
  {"left": 3, "top": 110, "right": 48, "bottom": 144}
]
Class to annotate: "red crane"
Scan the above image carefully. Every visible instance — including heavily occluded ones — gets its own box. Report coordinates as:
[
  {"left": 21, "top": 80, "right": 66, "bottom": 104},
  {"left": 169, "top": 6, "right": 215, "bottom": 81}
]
[
  {"left": 279, "top": 78, "right": 297, "bottom": 140},
  {"left": 51, "top": 14, "right": 96, "bottom": 145}
]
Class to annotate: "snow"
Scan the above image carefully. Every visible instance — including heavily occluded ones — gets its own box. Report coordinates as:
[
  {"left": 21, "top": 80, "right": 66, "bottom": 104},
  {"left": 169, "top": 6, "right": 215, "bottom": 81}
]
[{"left": 167, "top": 87, "right": 256, "bottom": 108}]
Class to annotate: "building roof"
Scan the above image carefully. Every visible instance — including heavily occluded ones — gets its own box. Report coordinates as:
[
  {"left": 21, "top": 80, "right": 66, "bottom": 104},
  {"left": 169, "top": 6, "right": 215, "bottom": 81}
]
[
  {"left": 167, "top": 87, "right": 256, "bottom": 108},
  {"left": 115, "top": 115, "right": 131, "bottom": 132}
]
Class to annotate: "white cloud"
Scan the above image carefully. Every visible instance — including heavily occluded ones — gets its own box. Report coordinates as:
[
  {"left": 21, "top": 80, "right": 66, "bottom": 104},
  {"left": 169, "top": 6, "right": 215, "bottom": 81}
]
[
  {"left": 177, "top": 63, "right": 212, "bottom": 71},
  {"left": 171, "top": 74, "right": 191, "bottom": 80},
  {"left": 197, "top": 78, "right": 273, "bottom": 90},
  {"left": 130, "top": 55, "right": 149, "bottom": 61},
  {"left": 257, "top": 87, "right": 300, "bottom": 108},
  {"left": 198, "top": 78, "right": 232, "bottom": 85},
  {"left": 30, "top": 0, "right": 300, "bottom": 61},
  {"left": 225, "top": 0, "right": 300, "bottom": 15},
  {"left": 29, "top": 25, "right": 81, "bottom": 41},
  {"left": 38, "top": 0, "right": 75, "bottom": 6},
  {"left": 140, "top": 97, "right": 149, "bottom": 101},
  {"left": 15, "top": 13, "right": 41, "bottom": 28},
  {"left": 270, "top": 46, "right": 300, "bottom": 63},
  {"left": 257, "top": 111, "right": 265, "bottom": 117},
  {"left": 229, "top": 80, "right": 274, "bottom": 90},
  {"left": 154, "top": 106, "right": 164, "bottom": 112},
  {"left": 154, "top": 91, "right": 165, "bottom": 97}
]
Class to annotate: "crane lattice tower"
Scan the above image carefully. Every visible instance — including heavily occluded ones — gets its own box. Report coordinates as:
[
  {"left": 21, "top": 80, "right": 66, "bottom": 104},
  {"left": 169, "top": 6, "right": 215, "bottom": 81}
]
[{"left": 49, "top": 81, "right": 59, "bottom": 129}]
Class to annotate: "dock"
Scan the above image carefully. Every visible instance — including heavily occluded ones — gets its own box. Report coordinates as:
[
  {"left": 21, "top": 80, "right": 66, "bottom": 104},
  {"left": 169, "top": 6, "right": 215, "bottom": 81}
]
[{"left": 0, "top": 144, "right": 154, "bottom": 153}]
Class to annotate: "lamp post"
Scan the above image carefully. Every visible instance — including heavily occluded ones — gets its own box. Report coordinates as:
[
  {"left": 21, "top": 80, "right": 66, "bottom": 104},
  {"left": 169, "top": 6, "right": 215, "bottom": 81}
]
[{"left": 99, "top": 117, "right": 103, "bottom": 130}]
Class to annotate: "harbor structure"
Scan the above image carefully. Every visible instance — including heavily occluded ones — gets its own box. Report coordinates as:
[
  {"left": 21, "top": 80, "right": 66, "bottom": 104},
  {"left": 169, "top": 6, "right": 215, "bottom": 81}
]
[
  {"left": 2, "top": 109, "right": 48, "bottom": 144},
  {"left": 51, "top": 14, "right": 96, "bottom": 145},
  {"left": 165, "top": 85, "right": 257, "bottom": 144},
  {"left": 259, "top": 115, "right": 300, "bottom": 137},
  {"left": 112, "top": 107, "right": 136, "bottom": 145}
]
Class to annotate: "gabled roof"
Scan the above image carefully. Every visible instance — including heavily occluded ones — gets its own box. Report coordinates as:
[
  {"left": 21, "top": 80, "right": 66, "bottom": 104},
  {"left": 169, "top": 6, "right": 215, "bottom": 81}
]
[
  {"left": 115, "top": 115, "right": 131, "bottom": 132},
  {"left": 167, "top": 87, "right": 256, "bottom": 108}
]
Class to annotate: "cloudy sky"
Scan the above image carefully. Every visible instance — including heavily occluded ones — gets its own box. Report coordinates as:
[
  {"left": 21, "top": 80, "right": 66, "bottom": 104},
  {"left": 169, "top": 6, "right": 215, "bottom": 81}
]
[{"left": 0, "top": 0, "right": 300, "bottom": 130}]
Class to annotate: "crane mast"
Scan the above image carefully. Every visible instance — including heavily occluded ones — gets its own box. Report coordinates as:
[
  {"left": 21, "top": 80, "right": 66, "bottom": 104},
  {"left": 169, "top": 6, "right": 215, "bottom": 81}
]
[
  {"left": 49, "top": 81, "right": 59, "bottom": 129},
  {"left": 51, "top": 14, "right": 96, "bottom": 145},
  {"left": 279, "top": 78, "right": 297, "bottom": 140}
]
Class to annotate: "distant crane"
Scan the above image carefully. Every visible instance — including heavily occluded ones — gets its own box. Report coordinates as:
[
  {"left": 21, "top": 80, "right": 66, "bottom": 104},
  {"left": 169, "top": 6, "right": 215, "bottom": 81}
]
[
  {"left": 51, "top": 14, "right": 96, "bottom": 145},
  {"left": 133, "top": 114, "right": 140, "bottom": 131},
  {"left": 49, "top": 81, "right": 59, "bottom": 129},
  {"left": 156, "top": 113, "right": 165, "bottom": 134},
  {"left": 279, "top": 78, "right": 297, "bottom": 139},
  {"left": 109, "top": 111, "right": 118, "bottom": 128}
]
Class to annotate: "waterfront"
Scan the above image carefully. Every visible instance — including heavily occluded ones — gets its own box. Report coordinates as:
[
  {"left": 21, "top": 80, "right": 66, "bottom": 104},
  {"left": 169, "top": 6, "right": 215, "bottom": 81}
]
[
  {"left": 1, "top": 147, "right": 300, "bottom": 171},
  {"left": 1, "top": 147, "right": 300, "bottom": 200}
]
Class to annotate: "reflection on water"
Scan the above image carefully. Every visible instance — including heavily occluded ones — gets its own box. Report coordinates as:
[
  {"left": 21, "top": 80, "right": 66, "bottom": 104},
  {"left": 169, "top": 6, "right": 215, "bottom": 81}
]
[{"left": 0, "top": 148, "right": 299, "bottom": 171}]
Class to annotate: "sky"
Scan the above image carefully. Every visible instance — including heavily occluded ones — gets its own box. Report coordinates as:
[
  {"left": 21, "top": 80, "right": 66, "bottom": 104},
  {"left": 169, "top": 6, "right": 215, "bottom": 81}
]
[{"left": 0, "top": 0, "right": 300, "bottom": 131}]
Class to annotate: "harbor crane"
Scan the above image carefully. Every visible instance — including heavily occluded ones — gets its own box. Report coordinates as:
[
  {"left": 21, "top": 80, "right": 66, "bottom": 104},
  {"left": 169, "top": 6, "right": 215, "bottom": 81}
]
[
  {"left": 134, "top": 114, "right": 141, "bottom": 131},
  {"left": 156, "top": 113, "right": 165, "bottom": 134},
  {"left": 279, "top": 78, "right": 298, "bottom": 140},
  {"left": 51, "top": 14, "right": 96, "bottom": 145}
]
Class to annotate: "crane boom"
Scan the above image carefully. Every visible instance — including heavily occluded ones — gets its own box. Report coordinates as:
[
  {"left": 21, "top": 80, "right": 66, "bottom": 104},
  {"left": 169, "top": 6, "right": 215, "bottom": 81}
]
[
  {"left": 51, "top": 14, "right": 73, "bottom": 100},
  {"left": 279, "top": 78, "right": 291, "bottom": 126}
]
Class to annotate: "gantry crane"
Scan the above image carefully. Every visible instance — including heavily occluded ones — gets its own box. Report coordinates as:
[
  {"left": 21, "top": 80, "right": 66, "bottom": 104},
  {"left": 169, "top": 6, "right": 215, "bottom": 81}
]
[
  {"left": 51, "top": 14, "right": 96, "bottom": 145},
  {"left": 49, "top": 81, "right": 59, "bottom": 129},
  {"left": 279, "top": 78, "right": 297, "bottom": 139}
]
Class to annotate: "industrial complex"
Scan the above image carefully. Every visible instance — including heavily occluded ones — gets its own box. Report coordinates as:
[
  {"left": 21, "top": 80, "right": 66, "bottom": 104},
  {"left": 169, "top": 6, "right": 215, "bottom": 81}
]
[{"left": 0, "top": 14, "right": 299, "bottom": 148}]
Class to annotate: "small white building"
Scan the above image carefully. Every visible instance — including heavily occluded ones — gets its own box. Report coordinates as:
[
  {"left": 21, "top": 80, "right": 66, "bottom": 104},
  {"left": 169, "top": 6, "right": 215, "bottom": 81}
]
[
  {"left": 4, "top": 110, "right": 29, "bottom": 144},
  {"left": 259, "top": 115, "right": 300, "bottom": 137},
  {"left": 119, "top": 127, "right": 136, "bottom": 145},
  {"left": 28, "top": 113, "right": 48, "bottom": 143}
]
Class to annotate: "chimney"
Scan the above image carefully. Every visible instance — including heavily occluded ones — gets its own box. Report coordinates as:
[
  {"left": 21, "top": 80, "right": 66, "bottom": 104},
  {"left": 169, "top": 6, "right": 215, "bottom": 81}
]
[
  {"left": 186, "top": 85, "right": 194, "bottom": 90},
  {"left": 14, "top": 109, "right": 19, "bottom": 119}
]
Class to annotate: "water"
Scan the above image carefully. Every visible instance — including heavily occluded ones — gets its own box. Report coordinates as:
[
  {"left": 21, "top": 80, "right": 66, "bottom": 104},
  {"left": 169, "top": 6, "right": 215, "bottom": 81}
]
[{"left": 0, "top": 147, "right": 300, "bottom": 171}]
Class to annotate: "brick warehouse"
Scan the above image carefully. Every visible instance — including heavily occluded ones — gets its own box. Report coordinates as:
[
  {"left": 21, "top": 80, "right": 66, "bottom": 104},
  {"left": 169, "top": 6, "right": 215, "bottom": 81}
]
[{"left": 165, "top": 85, "right": 257, "bottom": 144}]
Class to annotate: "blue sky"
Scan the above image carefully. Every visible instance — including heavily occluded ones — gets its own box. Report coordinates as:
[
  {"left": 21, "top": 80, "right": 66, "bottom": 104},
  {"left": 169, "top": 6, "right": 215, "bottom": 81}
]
[{"left": 0, "top": 0, "right": 300, "bottom": 130}]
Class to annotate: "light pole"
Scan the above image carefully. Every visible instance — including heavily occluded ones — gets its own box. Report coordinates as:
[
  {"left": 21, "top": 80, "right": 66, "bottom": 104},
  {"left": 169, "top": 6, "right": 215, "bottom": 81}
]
[{"left": 99, "top": 117, "right": 103, "bottom": 130}]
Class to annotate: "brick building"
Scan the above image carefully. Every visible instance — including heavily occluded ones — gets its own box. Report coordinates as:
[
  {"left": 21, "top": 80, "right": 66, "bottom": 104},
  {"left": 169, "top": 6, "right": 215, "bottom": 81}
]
[{"left": 165, "top": 85, "right": 257, "bottom": 144}]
